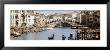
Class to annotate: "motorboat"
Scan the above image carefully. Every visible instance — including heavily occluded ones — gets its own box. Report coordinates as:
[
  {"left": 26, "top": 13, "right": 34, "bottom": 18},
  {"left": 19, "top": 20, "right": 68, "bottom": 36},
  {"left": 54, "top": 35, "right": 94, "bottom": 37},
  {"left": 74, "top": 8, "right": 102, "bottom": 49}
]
[
  {"left": 71, "top": 26, "right": 78, "bottom": 29},
  {"left": 11, "top": 32, "right": 21, "bottom": 37},
  {"left": 46, "top": 28, "right": 53, "bottom": 30}
]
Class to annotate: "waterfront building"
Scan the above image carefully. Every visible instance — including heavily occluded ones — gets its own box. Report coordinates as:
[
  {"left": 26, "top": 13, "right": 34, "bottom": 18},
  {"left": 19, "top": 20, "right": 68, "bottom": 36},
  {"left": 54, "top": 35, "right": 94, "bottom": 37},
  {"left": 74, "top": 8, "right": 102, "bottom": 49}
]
[
  {"left": 25, "top": 10, "right": 35, "bottom": 27},
  {"left": 10, "top": 10, "right": 35, "bottom": 28},
  {"left": 80, "top": 10, "right": 100, "bottom": 27},
  {"left": 80, "top": 11, "right": 89, "bottom": 25},
  {"left": 10, "top": 10, "right": 19, "bottom": 27},
  {"left": 34, "top": 13, "right": 47, "bottom": 28}
]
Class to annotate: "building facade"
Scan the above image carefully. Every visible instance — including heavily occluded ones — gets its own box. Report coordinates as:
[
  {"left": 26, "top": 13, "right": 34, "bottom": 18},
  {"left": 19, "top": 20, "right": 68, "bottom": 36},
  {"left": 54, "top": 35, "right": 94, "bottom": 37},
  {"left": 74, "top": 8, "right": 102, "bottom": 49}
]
[
  {"left": 10, "top": 10, "right": 35, "bottom": 28},
  {"left": 80, "top": 10, "right": 100, "bottom": 28}
]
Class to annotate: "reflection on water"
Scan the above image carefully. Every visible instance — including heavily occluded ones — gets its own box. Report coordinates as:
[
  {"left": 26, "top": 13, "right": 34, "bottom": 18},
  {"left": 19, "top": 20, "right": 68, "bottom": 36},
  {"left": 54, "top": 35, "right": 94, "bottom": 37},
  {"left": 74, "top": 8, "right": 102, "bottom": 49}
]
[{"left": 11, "top": 27, "right": 80, "bottom": 40}]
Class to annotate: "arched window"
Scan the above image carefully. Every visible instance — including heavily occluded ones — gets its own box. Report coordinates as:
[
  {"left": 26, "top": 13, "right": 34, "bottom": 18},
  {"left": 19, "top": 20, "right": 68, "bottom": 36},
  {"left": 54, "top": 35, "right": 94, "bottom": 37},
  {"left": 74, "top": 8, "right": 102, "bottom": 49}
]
[
  {"left": 16, "top": 20, "right": 19, "bottom": 26},
  {"left": 21, "top": 14, "right": 25, "bottom": 20},
  {"left": 28, "top": 16, "right": 30, "bottom": 18},
  {"left": 15, "top": 14, "right": 18, "bottom": 19}
]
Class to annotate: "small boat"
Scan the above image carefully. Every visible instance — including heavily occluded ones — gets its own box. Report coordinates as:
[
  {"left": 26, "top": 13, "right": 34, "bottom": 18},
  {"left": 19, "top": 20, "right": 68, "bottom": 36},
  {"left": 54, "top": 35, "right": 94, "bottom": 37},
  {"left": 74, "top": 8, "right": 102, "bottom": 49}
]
[
  {"left": 14, "top": 32, "right": 21, "bottom": 36},
  {"left": 71, "top": 27, "right": 78, "bottom": 29},
  {"left": 11, "top": 32, "right": 21, "bottom": 37},
  {"left": 46, "top": 28, "right": 53, "bottom": 30},
  {"left": 82, "top": 27, "right": 88, "bottom": 29}
]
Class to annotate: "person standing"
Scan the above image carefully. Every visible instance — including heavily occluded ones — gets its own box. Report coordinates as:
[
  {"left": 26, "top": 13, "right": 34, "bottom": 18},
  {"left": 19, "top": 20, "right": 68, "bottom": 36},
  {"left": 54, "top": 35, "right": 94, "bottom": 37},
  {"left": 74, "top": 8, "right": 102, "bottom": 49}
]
[
  {"left": 70, "top": 33, "right": 73, "bottom": 40},
  {"left": 62, "top": 35, "right": 66, "bottom": 40}
]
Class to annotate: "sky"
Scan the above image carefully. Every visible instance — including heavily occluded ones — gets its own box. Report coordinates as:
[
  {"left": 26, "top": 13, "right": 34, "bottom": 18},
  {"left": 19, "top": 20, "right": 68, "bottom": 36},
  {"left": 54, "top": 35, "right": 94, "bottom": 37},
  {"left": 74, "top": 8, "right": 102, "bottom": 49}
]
[{"left": 35, "top": 10, "right": 80, "bottom": 15}]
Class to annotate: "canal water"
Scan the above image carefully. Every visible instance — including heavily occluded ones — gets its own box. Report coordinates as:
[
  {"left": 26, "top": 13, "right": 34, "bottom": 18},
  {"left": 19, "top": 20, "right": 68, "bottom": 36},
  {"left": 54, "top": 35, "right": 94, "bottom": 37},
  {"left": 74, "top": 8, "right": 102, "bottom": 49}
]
[{"left": 11, "top": 27, "right": 80, "bottom": 40}]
